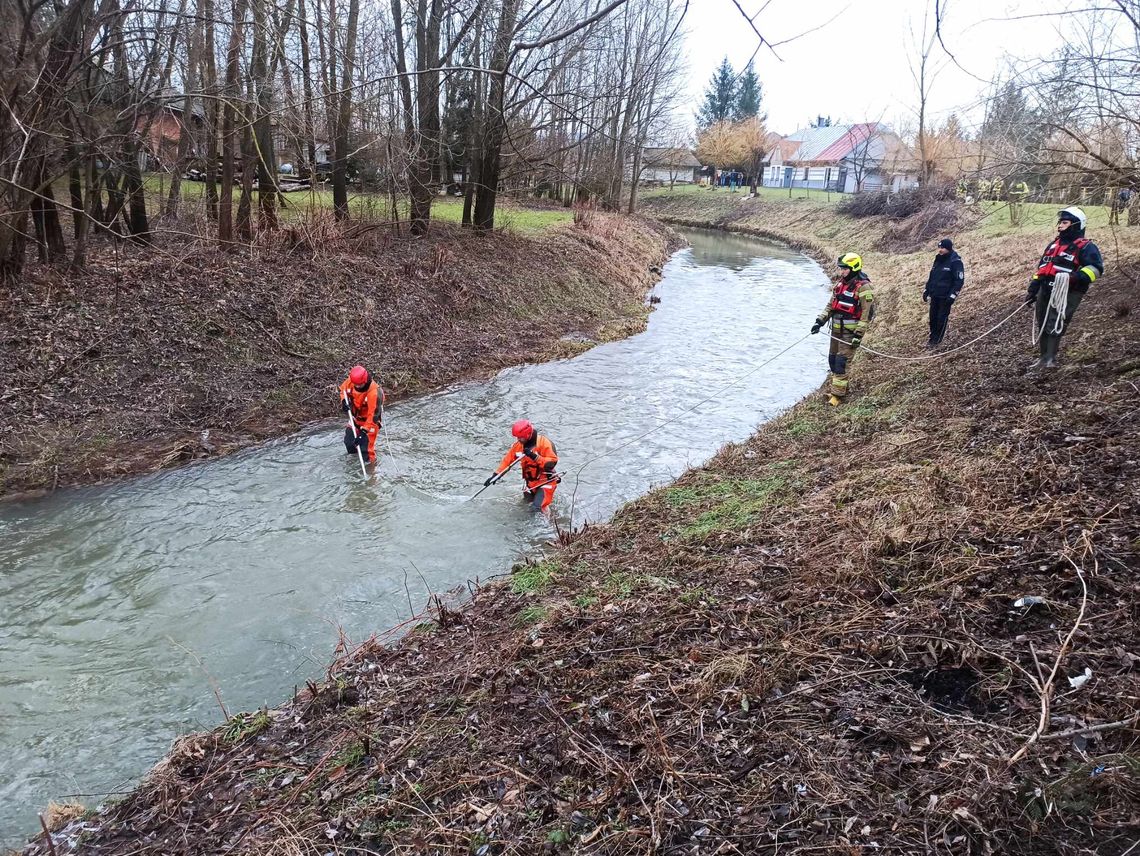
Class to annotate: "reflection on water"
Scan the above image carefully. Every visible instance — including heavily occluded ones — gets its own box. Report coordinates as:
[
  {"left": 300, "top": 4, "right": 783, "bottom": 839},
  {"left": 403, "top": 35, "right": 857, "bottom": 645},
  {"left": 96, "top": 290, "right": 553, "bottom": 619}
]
[{"left": 0, "top": 228, "right": 830, "bottom": 842}]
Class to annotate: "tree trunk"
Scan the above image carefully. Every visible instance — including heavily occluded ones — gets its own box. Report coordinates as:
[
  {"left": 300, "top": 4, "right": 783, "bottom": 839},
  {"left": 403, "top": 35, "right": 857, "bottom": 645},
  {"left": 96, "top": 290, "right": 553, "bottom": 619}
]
[
  {"left": 296, "top": 0, "right": 319, "bottom": 174},
  {"left": 123, "top": 141, "right": 151, "bottom": 242},
  {"left": 331, "top": 0, "right": 360, "bottom": 220},
  {"left": 103, "top": 169, "right": 128, "bottom": 234},
  {"left": 202, "top": 0, "right": 220, "bottom": 221},
  {"left": 71, "top": 151, "right": 95, "bottom": 269},
  {"left": 0, "top": 210, "right": 30, "bottom": 281},
  {"left": 408, "top": 0, "right": 443, "bottom": 235},
  {"left": 473, "top": 0, "right": 522, "bottom": 232},
  {"left": 166, "top": 19, "right": 200, "bottom": 219},
  {"left": 237, "top": 103, "right": 255, "bottom": 240},
  {"left": 219, "top": 0, "right": 249, "bottom": 243},
  {"left": 252, "top": 0, "right": 278, "bottom": 230},
  {"left": 627, "top": 145, "right": 642, "bottom": 214},
  {"left": 32, "top": 159, "right": 67, "bottom": 262}
]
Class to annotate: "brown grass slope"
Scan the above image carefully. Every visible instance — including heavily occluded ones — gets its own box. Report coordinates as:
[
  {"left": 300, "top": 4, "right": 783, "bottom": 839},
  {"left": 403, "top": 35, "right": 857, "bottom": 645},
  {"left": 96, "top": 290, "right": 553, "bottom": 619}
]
[
  {"left": 0, "top": 216, "right": 673, "bottom": 498},
  {"left": 22, "top": 197, "right": 1140, "bottom": 855}
]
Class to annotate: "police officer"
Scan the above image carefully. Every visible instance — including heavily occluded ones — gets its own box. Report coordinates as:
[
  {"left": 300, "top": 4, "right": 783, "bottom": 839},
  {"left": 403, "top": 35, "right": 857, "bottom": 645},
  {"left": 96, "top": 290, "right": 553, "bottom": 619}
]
[
  {"left": 1025, "top": 206, "right": 1105, "bottom": 369},
  {"left": 923, "top": 238, "right": 965, "bottom": 348}
]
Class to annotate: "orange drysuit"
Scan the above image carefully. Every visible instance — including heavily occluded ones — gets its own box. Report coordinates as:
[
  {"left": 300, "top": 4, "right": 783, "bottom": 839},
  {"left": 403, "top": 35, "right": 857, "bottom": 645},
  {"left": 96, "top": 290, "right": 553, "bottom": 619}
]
[
  {"left": 498, "top": 434, "right": 559, "bottom": 511},
  {"left": 339, "top": 374, "right": 385, "bottom": 462}
]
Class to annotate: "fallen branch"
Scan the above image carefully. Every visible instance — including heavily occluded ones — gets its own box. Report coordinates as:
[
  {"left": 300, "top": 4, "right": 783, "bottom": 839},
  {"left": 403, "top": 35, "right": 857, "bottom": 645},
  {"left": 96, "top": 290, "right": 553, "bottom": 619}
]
[{"left": 1008, "top": 553, "right": 1090, "bottom": 765}]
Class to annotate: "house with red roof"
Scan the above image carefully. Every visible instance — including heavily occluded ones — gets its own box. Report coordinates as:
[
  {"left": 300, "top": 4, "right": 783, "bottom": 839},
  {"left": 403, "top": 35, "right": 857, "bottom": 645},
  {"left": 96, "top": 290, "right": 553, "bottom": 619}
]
[{"left": 763, "top": 119, "right": 918, "bottom": 193}]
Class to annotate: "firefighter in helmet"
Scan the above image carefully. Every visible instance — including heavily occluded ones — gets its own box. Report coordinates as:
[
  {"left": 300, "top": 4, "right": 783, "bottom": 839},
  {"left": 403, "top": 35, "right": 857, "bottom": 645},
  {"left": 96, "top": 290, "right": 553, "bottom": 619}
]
[
  {"left": 1025, "top": 206, "right": 1104, "bottom": 369},
  {"left": 485, "top": 419, "right": 560, "bottom": 514},
  {"left": 811, "top": 252, "right": 874, "bottom": 405}
]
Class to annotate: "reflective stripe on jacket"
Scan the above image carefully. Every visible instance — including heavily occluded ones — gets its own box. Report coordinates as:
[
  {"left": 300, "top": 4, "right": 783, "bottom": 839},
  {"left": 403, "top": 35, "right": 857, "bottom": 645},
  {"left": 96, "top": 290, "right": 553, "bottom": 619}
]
[{"left": 1033, "top": 237, "right": 1104, "bottom": 292}]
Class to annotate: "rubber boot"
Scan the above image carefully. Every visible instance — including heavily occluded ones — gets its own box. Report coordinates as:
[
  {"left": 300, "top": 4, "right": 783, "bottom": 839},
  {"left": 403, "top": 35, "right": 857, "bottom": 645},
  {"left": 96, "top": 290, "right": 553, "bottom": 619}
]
[{"left": 1040, "top": 334, "right": 1060, "bottom": 369}]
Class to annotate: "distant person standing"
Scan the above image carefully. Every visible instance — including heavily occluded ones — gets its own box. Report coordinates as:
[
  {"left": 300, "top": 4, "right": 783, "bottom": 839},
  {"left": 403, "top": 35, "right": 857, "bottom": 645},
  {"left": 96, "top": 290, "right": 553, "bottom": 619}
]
[
  {"left": 1009, "top": 180, "right": 1029, "bottom": 225},
  {"left": 923, "top": 238, "right": 965, "bottom": 348},
  {"left": 1110, "top": 187, "right": 1131, "bottom": 225}
]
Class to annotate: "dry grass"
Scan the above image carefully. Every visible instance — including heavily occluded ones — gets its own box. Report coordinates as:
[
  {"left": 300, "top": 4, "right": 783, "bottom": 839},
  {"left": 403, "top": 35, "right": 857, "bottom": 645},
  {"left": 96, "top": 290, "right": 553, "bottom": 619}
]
[
  {"left": 19, "top": 197, "right": 1140, "bottom": 856},
  {"left": 0, "top": 214, "right": 675, "bottom": 497}
]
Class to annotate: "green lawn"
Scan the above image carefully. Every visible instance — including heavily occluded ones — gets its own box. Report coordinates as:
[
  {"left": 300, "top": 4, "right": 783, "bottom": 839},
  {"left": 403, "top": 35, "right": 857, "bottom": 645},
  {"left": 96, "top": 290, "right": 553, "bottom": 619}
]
[
  {"left": 971, "top": 200, "right": 1117, "bottom": 237},
  {"left": 70, "top": 174, "right": 572, "bottom": 234}
]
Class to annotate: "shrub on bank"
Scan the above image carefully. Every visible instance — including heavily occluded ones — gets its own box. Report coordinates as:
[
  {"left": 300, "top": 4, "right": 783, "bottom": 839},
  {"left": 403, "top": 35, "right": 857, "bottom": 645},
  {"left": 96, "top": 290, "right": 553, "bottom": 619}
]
[{"left": 838, "top": 183, "right": 957, "bottom": 220}]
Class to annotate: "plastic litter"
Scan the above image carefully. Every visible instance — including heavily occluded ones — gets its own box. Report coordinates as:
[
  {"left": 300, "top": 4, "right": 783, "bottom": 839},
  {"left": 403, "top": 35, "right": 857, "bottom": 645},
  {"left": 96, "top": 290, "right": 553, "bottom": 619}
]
[{"left": 1067, "top": 667, "right": 1093, "bottom": 690}]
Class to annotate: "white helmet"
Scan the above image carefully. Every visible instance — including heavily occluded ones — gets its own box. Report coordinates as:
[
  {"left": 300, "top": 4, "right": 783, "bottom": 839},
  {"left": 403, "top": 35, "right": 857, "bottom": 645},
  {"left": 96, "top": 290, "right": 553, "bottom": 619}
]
[{"left": 1057, "top": 206, "right": 1087, "bottom": 230}]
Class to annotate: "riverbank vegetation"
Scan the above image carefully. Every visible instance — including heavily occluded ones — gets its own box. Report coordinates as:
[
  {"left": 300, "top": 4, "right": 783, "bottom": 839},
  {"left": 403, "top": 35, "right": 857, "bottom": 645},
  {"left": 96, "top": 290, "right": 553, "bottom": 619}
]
[
  {"left": 0, "top": 214, "right": 674, "bottom": 498},
  {"left": 24, "top": 192, "right": 1139, "bottom": 854}
]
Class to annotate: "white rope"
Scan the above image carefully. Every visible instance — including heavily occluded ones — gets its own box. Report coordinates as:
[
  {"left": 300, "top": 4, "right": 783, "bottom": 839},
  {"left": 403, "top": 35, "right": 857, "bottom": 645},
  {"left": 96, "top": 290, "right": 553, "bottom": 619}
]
[
  {"left": 828, "top": 302, "right": 1030, "bottom": 362},
  {"left": 379, "top": 395, "right": 403, "bottom": 477},
  {"left": 1031, "top": 271, "right": 1069, "bottom": 345}
]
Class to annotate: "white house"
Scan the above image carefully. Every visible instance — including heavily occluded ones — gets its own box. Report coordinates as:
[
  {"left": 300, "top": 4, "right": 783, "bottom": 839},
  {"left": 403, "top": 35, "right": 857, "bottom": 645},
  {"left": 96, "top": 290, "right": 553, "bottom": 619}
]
[
  {"left": 764, "top": 122, "right": 918, "bottom": 192},
  {"left": 630, "top": 147, "right": 702, "bottom": 185}
]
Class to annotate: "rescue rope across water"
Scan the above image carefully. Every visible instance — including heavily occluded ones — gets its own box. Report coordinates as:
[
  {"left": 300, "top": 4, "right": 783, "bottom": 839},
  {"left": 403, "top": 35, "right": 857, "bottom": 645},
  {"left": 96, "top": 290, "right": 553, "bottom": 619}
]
[
  {"left": 379, "top": 397, "right": 403, "bottom": 477},
  {"left": 565, "top": 332, "right": 814, "bottom": 529},
  {"left": 828, "top": 301, "right": 1030, "bottom": 363},
  {"left": 564, "top": 300, "right": 1031, "bottom": 528}
]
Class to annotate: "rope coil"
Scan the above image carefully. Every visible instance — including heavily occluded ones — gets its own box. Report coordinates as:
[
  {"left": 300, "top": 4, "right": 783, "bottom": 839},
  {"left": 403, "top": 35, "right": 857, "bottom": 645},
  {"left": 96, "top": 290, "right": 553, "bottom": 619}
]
[{"left": 1031, "top": 272, "right": 1069, "bottom": 345}]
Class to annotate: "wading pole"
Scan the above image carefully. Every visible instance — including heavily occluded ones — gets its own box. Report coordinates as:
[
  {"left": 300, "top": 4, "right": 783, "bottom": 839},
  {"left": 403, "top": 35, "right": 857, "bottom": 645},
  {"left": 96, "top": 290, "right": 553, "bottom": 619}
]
[
  {"left": 469, "top": 454, "right": 522, "bottom": 501},
  {"left": 344, "top": 392, "right": 368, "bottom": 479}
]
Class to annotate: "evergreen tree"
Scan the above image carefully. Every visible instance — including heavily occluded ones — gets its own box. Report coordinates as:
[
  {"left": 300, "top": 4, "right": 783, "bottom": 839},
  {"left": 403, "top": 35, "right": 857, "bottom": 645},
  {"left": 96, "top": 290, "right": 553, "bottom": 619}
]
[
  {"left": 696, "top": 57, "right": 737, "bottom": 130},
  {"left": 733, "top": 60, "right": 762, "bottom": 121}
]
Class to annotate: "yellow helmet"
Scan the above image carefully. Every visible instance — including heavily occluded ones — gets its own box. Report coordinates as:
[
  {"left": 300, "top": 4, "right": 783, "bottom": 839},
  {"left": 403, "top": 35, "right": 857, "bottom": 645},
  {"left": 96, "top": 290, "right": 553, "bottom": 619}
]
[{"left": 837, "top": 252, "right": 862, "bottom": 273}]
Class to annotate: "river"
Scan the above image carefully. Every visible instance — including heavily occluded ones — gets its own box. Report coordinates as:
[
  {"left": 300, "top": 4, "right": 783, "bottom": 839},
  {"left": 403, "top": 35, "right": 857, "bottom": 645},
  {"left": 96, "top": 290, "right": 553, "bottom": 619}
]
[{"left": 0, "top": 227, "right": 830, "bottom": 843}]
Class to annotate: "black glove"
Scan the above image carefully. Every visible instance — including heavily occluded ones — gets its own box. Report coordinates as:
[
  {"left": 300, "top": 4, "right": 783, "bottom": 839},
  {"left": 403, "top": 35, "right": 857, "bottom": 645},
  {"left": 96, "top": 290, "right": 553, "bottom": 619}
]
[
  {"left": 522, "top": 448, "right": 538, "bottom": 461},
  {"left": 484, "top": 475, "right": 495, "bottom": 487},
  {"left": 922, "top": 292, "right": 930, "bottom": 303},
  {"left": 810, "top": 321, "right": 822, "bottom": 335},
  {"left": 341, "top": 397, "right": 350, "bottom": 413},
  {"left": 1025, "top": 282, "right": 1039, "bottom": 305}
]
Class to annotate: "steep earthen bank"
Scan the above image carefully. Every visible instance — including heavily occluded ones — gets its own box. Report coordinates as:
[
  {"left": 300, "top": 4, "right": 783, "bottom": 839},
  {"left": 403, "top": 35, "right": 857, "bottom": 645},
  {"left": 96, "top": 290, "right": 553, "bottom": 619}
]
[
  {"left": 0, "top": 216, "right": 675, "bottom": 498},
  {"left": 20, "top": 195, "right": 1140, "bottom": 855}
]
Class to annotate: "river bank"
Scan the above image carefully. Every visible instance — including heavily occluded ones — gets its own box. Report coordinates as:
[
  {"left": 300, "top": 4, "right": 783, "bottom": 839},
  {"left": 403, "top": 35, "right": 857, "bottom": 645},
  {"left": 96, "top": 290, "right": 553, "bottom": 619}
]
[
  {"left": 0, "top": 215, "right": 675, "bottom": 499},
  {"left": 20, "top": 194, "right": 1140, "bottom": 854}
]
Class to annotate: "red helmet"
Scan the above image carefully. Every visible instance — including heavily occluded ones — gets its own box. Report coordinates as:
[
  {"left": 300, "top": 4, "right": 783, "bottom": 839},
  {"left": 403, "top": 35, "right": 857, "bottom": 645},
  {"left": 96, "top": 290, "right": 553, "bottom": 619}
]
[
  {"left": 511, "top": 418, "right": 535, "bottom": 441},
  {"left": 349, "top": 365, "right": 368, "bottom": 386}
]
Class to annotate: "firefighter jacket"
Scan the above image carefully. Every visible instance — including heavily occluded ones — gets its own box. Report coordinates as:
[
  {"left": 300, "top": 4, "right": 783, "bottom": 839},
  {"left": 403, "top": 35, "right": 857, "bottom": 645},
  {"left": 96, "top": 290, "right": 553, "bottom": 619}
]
[
  {"left": 818, "top": 271, "right": 874, "bottom": 334},
  {"left": 339, "top": 374, "right": 385, "bottom": 427},
  {"left": 499, "top": 434, "right": 558, "bottom": 488},
  {"left": 1032, "top": 233, "right": 1104, "bottom": 293},
  {"left": 924, "top": 250, "right": 964, "bottom": 299}
]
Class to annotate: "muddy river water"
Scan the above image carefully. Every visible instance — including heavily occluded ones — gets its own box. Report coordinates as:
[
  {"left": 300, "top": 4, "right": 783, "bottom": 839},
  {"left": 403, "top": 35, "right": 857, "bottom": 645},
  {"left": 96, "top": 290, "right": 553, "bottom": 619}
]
[{"left": 0, "top": 227, "right": 830, "bottom": 842}]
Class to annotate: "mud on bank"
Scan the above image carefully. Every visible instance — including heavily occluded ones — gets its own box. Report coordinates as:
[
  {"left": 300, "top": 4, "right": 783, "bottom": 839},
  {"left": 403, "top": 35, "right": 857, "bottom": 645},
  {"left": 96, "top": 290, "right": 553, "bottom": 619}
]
[
  {"left": 21, "top": 196, "right": 1140, "bottom": 855},
  {"left": 0, "top": 216, "right": 676, "bottom": 498}
]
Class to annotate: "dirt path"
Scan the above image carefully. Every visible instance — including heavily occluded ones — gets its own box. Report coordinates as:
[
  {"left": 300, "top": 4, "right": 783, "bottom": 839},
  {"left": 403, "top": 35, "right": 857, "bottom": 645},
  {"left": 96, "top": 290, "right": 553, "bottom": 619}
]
[
  {"left": 0, "top": 216, "right": 675, "bottom": 499},
  {"left": 19, "top": 198, "right": 1140, "bottom": 855}
]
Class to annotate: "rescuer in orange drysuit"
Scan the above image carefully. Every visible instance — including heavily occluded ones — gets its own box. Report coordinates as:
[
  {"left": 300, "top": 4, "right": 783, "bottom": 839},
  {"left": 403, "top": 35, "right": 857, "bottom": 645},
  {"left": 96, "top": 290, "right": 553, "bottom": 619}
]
[
  {"left": 339, "top": 364, "right": 385, "bottom": 463},
  {"left": 486, "top": 419, "right": 560, "bottom": 512}
]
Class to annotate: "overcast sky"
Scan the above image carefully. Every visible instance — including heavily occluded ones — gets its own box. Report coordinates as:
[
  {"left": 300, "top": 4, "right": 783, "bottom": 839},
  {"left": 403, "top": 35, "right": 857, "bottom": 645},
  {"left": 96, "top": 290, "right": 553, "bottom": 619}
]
[{"left": 680, "top": 0, "right": 1073, "bottom": 136}]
